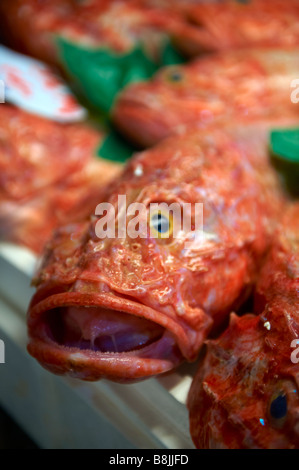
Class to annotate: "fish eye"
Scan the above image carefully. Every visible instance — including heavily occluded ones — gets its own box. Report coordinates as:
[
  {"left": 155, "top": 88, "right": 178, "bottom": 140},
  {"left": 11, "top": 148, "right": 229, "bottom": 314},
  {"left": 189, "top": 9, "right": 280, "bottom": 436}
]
[
  {"left": 166, "top": 69, "right": 184, "bottom": 83},
  {"left": 268, "top": 391, "right": 288, "bottom": 426},
  {"left": 149, "top": 210, "right": 173, "bottom": 240}
]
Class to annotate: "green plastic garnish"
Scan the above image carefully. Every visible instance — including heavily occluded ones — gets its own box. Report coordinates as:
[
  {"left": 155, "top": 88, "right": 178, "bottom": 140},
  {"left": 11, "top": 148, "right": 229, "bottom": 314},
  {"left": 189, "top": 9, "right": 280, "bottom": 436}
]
[
  {"left": 160, "top": 40, "right": 186, "bottom": 66},
  {"left": 270, "top": 129, "right": 299, "bottom": 163},
  {"left": 97, "top": 129, "right": 136, "bottom": 163}
]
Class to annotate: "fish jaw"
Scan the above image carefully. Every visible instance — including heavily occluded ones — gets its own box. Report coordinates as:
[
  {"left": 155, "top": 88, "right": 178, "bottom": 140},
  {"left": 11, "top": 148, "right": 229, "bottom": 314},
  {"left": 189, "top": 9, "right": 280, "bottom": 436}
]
[{"left": 27, "top": 290, "right": 185, "bottom": 383}]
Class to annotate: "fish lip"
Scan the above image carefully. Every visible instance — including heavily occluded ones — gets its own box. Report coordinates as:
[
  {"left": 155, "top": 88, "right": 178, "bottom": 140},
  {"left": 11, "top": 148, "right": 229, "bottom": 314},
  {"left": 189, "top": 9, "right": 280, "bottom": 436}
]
[
  {"left": 27, "top": 336, "right": 182, "bottom": 383},
  {"left": 27, "top": 291, "right": 186, "bottom": 382}
]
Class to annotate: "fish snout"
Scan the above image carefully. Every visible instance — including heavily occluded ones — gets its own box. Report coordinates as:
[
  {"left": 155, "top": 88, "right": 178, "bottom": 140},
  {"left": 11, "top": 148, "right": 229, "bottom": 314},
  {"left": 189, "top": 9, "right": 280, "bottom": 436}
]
[{"left": 112, "top": 87, "right": 173, "bottom": 147}]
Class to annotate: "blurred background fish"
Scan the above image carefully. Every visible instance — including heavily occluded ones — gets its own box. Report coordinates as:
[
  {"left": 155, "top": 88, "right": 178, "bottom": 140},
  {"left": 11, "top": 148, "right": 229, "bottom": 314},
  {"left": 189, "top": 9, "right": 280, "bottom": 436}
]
[
  {"left": 112, "top": 48, "right": 299, "bottom": 147},
  {"left": 0, "top": 104, "right": 122, "bottom": 254},
  {"left": 188, "top": 203, "right": 299, "bottom": 449}
]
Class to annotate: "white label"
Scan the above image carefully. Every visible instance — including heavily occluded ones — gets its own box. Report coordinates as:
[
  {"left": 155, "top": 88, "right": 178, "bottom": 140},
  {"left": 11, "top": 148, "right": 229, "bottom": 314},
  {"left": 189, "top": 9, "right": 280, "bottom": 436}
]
[{"left": 0, "top": 45, "right": 87, "bottom": 122}]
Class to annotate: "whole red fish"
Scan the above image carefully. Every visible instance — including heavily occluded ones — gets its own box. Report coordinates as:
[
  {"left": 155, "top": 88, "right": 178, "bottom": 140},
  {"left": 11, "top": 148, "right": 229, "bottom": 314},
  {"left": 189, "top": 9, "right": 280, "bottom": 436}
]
[
  {"left": 0, "top": 105, "right": 121, "bottom": 253},
  {"left": 188, "top": 203, "right": 299, "bottom": 449},
  {"left": 176, "top": 0, "right": 299, "bottom": 56},
  {"left": 113, "top": 48, "right": 299, "bottom": 147},
  {"left": 27, "top": 124, "right": 286, "bottom": 382}
]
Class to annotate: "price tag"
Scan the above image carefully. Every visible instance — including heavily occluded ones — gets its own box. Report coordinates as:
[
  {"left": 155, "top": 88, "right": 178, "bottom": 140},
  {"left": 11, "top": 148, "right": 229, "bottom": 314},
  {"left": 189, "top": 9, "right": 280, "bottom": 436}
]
[{"left": 0, "top": 45, "right": 87, "bottom": 122}]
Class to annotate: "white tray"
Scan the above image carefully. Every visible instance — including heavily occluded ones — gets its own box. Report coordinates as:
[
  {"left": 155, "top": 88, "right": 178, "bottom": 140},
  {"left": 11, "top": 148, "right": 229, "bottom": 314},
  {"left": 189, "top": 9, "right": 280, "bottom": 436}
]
[{"left": 0, "top": 242, "right": 196, "bottom": 449}]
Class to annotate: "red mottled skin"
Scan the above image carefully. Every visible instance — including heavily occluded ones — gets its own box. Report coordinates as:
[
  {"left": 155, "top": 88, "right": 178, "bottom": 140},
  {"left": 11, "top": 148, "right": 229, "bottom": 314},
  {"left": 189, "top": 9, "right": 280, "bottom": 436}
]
[
  {"left": 0, "top": 105, "right": 121, "bottom": 253},
  {"left": 113, "top": 48, "right": 299, "bottom": 147},
  {"left": 178, "top": 0, "right": 299, "bottom": 56},
  {"left": 0, "top": 0, "right": 196, "bottom": 66},
  {"left": 27, "top": 124, "right": 286, "bottom": 382},
  {"left": 188, "top": 204, "right": 299, "bottom": 449},
  {"left": 112, "top": 0, "right": 299, "bottom": 57},
  {"left": 2, "top": 0, "right": 299, "bottom": 63}
]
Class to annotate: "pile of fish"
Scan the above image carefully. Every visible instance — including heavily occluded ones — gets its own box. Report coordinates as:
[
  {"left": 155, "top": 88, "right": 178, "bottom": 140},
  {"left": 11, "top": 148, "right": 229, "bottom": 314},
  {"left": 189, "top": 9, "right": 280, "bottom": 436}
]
[{"left": 1, "top": 0, "right": 299, "bottom": 449}]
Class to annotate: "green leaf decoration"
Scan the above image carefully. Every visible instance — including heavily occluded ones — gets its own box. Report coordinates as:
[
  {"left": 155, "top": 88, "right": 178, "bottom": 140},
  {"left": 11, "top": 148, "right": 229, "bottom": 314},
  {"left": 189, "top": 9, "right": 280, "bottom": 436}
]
[
  {"left": 161, "top": 40, "right": 185, "bottom": 66},
  {"left": 97, "top": 129, "right": 136, "bottom": 163}
]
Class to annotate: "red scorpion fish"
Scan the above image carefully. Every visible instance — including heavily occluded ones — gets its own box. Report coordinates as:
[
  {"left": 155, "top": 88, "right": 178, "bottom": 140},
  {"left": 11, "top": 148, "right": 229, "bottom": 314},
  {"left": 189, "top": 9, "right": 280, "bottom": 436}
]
[
  {"left": 27, "top": 123, "right": 287, "bottom": 382},
  {"left": 0, "top": 105, "right": 121, "bottom": 254},
  {"left": 188, "top": 203, "right": 299, "bottom": 449},
  {"left": 175, "top": 0, "right": 299, "bottom": 56},
  {"left": 113, "top": 47, "right": 299, "bottom": 147}
]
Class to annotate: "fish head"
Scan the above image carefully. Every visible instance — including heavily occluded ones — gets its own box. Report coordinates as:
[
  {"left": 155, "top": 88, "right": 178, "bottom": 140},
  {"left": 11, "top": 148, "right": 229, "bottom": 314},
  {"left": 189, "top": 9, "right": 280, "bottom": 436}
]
[
  {"left": 112, "top": 48, "right": 299, "bottom": 148},
  {"left": 27, "top": 141, "right": 218, "bottom": 382},
  {"left": 112, "top": 62, "right": 213, "bottom": 147},
  {"left": 188, "top": 303, "right": 299, "bottom": 449}
]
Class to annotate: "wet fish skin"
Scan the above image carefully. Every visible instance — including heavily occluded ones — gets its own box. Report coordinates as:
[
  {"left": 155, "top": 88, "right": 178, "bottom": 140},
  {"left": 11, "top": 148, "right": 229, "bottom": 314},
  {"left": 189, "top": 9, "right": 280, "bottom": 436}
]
[
  {"left": 112, "top": 48, "right": 299, "bottom": 147},
  {"left": 27, "top": 123, "right": 286, "bottom": 382},
  {"left": 188, "top": 204, "right": 299, "bottom": 449},
  {"left": 0, "top": 104, "right": 99, "bottom": 200}
]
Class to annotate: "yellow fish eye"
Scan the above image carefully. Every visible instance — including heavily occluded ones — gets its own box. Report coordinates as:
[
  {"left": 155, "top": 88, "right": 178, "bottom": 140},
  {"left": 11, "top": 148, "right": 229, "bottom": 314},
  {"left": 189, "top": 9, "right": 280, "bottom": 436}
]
[{"left": 149, "top": 210, "right": 173, "bottom": 240}]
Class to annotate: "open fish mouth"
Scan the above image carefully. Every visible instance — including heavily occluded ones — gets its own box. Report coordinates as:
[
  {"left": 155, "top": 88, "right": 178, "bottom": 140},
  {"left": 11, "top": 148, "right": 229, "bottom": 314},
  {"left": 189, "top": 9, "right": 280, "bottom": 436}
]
[
  {"left": 27, "top": 292, "right": 184, "bottom": 382},
  {"left": 48, "top": 306, "right": 165, "bottom": 353}
]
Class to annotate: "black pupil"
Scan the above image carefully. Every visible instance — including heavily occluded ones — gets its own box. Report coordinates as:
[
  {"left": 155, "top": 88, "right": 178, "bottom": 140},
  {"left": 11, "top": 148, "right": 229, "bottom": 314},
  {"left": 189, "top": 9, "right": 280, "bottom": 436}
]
[
  {"left": 270, "top": 393, "right": 287, "bottom": 420},
  {"left": 169, "top": 71, "right": 182, "bottom": 82},
  {"left": 152, "top": 213, "right": 169, "bottom": 233}
]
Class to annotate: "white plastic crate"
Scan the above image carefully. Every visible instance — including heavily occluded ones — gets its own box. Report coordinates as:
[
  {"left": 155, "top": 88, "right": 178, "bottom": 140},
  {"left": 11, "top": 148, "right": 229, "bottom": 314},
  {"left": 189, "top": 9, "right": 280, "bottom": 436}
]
[{"left": 0, "top": 242, "right": 196, "bottom": 449}]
